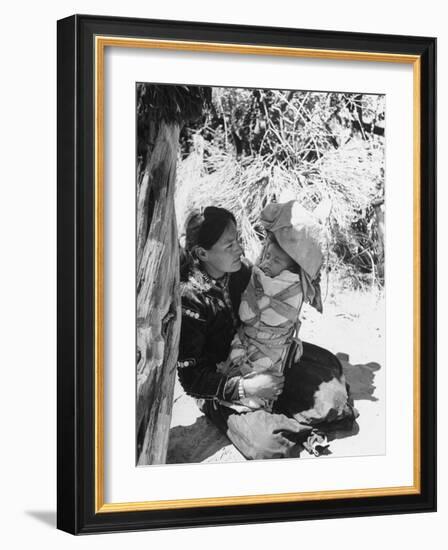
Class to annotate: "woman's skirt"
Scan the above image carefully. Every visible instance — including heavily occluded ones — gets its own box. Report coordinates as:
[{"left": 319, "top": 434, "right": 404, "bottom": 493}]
[{"left": 274, "top": 341, "right": 358, "bottom": 425}]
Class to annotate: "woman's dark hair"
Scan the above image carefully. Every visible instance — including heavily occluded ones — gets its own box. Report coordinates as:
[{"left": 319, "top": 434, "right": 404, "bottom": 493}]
[
  {"left": 185, "top": 206, "right": 236, "bottom": 250},
  {"left": 180, "top": 206, "right": 236, "bottom": 278}
]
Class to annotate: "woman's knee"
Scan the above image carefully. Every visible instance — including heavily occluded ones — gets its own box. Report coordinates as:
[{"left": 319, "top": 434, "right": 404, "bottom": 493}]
[
  {"left": 228, "top": 416, "right": 298, "bottom": 459},
  {"left": 302, "top": 342, "right": 343, "bottom": 377},
  {"left": 243, "top": 433, "right": 295, "bottom": 460}
]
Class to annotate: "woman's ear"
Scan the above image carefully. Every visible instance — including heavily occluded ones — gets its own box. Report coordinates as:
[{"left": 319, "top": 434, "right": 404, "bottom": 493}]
[{"left": 195, "top": 246, "right": 208, "bottom": 262}]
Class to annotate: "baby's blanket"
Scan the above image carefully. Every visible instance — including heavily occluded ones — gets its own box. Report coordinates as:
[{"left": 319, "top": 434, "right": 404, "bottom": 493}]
[{"left": 220, "top": 266, "right": 303, "bottom": 411}]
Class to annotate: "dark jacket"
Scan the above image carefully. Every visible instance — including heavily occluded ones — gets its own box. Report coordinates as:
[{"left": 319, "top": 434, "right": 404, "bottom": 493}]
[{"left": 177, "top": 262, "right": 251, "bottom": 400}]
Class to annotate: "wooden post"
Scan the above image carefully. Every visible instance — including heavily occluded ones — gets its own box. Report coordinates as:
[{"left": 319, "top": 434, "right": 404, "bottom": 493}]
[{"left": 136, "top": 121, "right": 181, "bottom": 465}]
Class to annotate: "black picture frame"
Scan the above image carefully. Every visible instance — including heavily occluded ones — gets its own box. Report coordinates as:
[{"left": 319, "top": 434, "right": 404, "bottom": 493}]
[{"left": 57, "top": 14, "right": 436, "bottom": 534}]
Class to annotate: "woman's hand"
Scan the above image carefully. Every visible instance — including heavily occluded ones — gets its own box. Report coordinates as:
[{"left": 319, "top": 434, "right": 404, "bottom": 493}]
[{"left": 242, "top": 372, "right": 285, "bottom": 400}]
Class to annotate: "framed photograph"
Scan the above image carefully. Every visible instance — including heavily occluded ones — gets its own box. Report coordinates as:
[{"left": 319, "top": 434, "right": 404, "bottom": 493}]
[{"left": 57, "top": 14, "right": 436, "bottom": 534}]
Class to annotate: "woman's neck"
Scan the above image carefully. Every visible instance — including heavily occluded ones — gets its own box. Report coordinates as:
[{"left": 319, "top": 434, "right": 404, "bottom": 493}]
[{"left": 201, "top": 263, "right": 226, "bottom": 281}]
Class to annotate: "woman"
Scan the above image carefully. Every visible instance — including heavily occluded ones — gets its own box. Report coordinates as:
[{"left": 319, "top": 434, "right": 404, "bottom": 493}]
[{"left": 177, "top": 206, "right": 356, "bottom": 460}]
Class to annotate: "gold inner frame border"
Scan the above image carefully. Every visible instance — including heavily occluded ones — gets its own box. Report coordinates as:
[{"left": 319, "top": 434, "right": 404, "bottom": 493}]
[{"left": 94, "top": 35, "right": 422, "bottom": 514}]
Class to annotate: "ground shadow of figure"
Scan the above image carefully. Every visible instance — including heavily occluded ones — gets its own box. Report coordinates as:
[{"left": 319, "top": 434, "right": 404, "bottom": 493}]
[
  {"left": 337, "top": 352, "right": 381, "bottom": 402},
  {"left": 167, "top": 415, "right": 238, "bottom": 464}
]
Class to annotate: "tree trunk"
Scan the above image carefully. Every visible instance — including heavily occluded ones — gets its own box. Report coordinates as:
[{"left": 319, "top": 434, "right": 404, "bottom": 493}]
[{"left": 136, "top": 121, "right": 181, "bottom": 465}]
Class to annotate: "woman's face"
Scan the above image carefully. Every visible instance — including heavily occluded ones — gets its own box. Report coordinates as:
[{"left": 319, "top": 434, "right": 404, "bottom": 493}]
[{"left": 199, "top": 221, "right": 242, "bottom": 279}]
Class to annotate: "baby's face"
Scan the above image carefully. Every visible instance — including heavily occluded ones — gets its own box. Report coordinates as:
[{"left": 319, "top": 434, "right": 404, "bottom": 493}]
[{"left": 259, "top": 241, "right": 295, "bottom": 278}]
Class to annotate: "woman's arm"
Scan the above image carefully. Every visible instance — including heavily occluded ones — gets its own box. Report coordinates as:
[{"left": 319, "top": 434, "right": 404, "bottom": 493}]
[
  {"left": 178, "top": 311, "right": 284, "bottom": 402},
  {"left": 177, "top": 305, "right": 240, "bottom": 400}
]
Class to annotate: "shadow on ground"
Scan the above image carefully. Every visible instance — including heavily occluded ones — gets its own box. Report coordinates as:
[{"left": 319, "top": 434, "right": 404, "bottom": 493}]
[
  {"left": 167, "top": 415, "right": 233, "bottom": 464},
  {"left": 25, "top": 510, "right": 56, "bottom": 528},
  {"left": 337, "top": 353, "right": 381, "bottom": 402},
  {"left": 167, "top": 356, "right": 381, "bottom": 464}
]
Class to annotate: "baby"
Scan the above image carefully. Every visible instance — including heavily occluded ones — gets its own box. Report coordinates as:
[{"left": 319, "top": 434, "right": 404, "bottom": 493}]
[
  {"left": 220, "top": 200, "right": 324, "bottom": 411},
  {"left": 228, "top": 235, "right": 303, "bottom": 410}
]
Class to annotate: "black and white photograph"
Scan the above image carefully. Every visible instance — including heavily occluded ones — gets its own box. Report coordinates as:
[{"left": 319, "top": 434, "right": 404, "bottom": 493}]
[
  {"left": 136, "top": 83, "right": 386, "bottom": 466},
  {"left": 0, "top": 0, "right": 441, "bottom": 542}
]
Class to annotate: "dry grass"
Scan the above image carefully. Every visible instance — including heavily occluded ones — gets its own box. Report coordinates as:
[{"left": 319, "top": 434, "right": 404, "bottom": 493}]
[{"left": 175, "top": 133, "right": 384, "bottom": 288}]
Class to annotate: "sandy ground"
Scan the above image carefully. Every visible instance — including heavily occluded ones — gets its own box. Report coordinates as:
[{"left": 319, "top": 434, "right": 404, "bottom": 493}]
[{"left": 167, "top": 287, "right": 385, "bottom": 464}]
